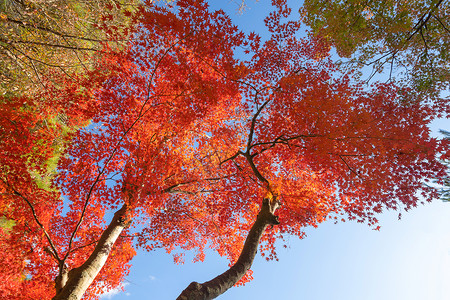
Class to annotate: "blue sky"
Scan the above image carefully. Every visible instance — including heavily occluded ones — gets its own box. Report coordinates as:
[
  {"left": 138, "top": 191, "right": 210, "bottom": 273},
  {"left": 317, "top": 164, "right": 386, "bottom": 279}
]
[{"left": 100, "top": 1, "right": 450, "bottom": 299}]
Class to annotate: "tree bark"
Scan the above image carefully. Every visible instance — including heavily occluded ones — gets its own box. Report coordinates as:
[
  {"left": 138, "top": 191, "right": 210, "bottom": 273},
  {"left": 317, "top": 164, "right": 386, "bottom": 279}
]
[
  {"left": 52, "top": 205, "right": 130, "bottom": 300},
  {"left": 177, "top": 197, "right": 280, "bottom": 300}
]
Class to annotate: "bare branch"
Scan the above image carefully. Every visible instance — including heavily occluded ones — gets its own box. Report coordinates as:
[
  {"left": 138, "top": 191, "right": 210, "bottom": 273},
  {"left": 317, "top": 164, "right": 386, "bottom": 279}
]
[
  {"left": 246, "top": 99, "right": 270, "bottom": 151},
  {"left": 4, "top": 182, "right": 61, "bottom": 264},
  {"left": 338, "top": 155, "right": 363, "bottom": 179},
  {"left": 433, "top": 14, "right": 450, "bottom": 34},
  {"left": 5, "top": 16, "right": 111, "bottom": 43}
]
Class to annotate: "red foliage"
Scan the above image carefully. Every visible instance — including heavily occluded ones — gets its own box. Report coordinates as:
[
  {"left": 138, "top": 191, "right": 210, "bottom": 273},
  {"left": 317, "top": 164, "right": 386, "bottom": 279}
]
[{"left": 0, "top": 0, "right": 447, "bottom": 298}]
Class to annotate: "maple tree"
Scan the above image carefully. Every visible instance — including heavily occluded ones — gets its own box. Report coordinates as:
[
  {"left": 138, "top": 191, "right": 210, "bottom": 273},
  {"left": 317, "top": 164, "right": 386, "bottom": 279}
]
[
  {"left": 0, "top": 0, "right": 448, "bottom": 299},
  {"left": 300, "top": 0, "right": 450, "bottom": 101}
]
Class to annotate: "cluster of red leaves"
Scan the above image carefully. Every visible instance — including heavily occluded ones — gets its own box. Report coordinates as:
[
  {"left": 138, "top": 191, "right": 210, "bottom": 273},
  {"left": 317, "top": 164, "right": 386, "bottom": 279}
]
[
  {"left": 1, "top": 0, "right": 448, "bottom": 298},
  {"left": 0, "top": 94, "right": 63, "bottom": 298}
]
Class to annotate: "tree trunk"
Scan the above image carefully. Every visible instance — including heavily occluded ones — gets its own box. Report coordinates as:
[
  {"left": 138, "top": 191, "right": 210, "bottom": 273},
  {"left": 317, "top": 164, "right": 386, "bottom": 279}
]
[
  {"left": 177, "top": 197, "right": 280, "bottom": 300},
  {"left": 52, "top": 205, "right": 130, "bottom": 300}
]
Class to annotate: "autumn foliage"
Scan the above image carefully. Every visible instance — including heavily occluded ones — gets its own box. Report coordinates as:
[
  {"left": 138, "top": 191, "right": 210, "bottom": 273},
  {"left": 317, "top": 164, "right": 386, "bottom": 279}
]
[
  {"left": 0, "top": 0, "right": 448, "bottom": 299},
  {"left": 300, "top": 0, "right": 450, "bottom": 100}
]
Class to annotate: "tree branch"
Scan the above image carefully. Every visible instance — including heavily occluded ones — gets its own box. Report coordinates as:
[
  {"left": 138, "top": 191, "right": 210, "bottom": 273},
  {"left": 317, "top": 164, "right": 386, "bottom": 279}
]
[
  {"left": 246, "top": 99, "right": 270, "bottom": 151},
  {"left": 6, "top": 184, "right": 61, "bottom": 264},
  {"left": 177, "top": 197, "right": 280, "bottom": 300},
  {"left": 5, "top": 16, "right": 110, "bottom": 43}
]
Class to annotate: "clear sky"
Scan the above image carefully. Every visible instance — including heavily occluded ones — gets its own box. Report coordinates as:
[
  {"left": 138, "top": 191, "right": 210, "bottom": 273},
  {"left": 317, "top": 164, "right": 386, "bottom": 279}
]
[{"left": 100, "top": 1, "right": 450, "bottom": 299}]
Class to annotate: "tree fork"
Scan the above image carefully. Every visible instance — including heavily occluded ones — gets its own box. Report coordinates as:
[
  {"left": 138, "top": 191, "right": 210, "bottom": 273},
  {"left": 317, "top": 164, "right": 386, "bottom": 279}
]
[
  {"left": 177, "top": 197, "right": 280, "bottom": 300},
  {"left": 52, "top": 205, "right": 131, "bottom": 300}
]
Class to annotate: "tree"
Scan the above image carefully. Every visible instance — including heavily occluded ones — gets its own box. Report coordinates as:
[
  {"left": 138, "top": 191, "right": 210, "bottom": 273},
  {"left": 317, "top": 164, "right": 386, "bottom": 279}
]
[
  {"left": 300, "top": 0, "right": 450, "bottom": 102},
  {"left": 0, "top": 0, "right": 139, "bottom": 96},
  {"left": 0, "top": 2, "right": 140, "bottom": 296},
  {"left": 436, "top": 130, "right": 450, "bottom": 201},
  {"left": 0, "top": 93, "right": 74, "bottom": 297},
  {"left": 1, "top": 0, "right": 448, "bottom": 299}
]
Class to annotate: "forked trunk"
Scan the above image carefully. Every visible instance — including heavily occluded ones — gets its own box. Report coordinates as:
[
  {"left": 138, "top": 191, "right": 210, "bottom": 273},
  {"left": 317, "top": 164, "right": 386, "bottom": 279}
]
[{"left": 177, "top": 197, "right": 280, "bottom": 300}]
